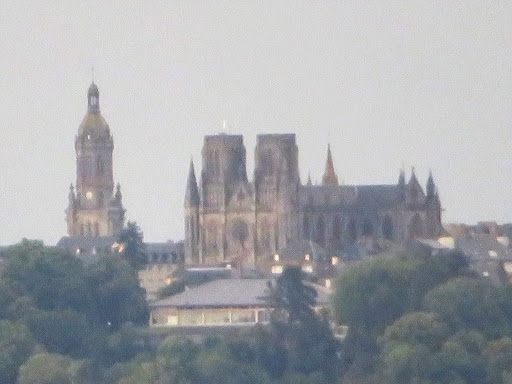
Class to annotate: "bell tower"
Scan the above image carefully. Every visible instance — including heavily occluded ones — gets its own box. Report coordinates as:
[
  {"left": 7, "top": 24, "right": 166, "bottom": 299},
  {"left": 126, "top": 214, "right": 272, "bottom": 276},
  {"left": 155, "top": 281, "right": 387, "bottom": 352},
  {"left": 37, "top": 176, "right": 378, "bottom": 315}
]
[{"left": 66, "top": 82, "right": 125, "bottom": 237}]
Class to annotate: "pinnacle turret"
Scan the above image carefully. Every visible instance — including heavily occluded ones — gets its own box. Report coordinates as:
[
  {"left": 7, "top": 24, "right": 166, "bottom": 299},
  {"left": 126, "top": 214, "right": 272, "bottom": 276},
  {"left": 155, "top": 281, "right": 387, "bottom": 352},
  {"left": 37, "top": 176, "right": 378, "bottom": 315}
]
[
  {"left": 322, "top": 144, "right": 338, "bottom": 185},
  {"left": 185, "top": 159, "right": 200, "bottom": 206}
]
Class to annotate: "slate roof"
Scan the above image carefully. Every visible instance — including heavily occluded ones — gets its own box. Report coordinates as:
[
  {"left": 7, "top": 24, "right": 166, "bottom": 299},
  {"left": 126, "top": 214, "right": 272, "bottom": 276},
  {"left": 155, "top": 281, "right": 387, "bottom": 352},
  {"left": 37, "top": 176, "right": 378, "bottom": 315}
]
[
  {"left": 150, "top": 278, "right": 331, "bottom": 309},
  {"left": 300, "top": 184, "right": 398, "bottom": 209}
]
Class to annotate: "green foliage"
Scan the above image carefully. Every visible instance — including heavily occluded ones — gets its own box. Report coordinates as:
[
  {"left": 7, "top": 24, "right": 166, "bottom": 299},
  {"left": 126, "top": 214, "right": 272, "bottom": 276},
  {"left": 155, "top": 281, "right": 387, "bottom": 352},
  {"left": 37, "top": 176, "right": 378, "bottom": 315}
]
[
  {"left": 263, "top": 267, "right": 339, "bottom": 381},
  {"left": 25, "top": 309, "right": 90, "bottom": 356},
  {"left": 333, "top": 256, "right": 418, "bottom": 336},
  {"left": 17, "top": 352, "right": 81, "bottom": 384},
  {"left": 0, "top": 320, "right": 35, "bottom": 384},
  {"left": 424, "top": 277, "right": 509, "bottom": 338},
  {"left": 156, "top": 279, "right": 185, "bottom": 299},
  {"left": 85, "top": 254, "right": 148, "bottom": 330},
  {"left": 117, "top": 221, "right": 147, "bottom": 270}
]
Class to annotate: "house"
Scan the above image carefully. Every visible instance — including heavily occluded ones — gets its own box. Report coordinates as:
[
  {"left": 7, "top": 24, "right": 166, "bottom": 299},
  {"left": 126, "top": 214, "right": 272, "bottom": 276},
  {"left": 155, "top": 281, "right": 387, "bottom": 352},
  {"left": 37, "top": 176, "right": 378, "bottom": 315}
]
[{"left": 149, "top": 278, "right": 331, "bottom": 328}]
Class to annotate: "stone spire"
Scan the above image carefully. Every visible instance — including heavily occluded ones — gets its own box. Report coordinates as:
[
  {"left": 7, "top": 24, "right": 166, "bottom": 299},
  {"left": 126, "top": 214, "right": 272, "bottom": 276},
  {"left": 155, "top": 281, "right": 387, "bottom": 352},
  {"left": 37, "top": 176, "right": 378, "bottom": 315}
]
[
  {"left": 398, "top": 168, "right": 406, "bottom": 202},
  {"left": 426, "top": 169, "right": 435, "bottom": 198},
  {"left": 185, "top": 159, "right": 200, "bottom": 206},
  {"left": 322, "top": 144, "right": 338, "bottom": 185}
]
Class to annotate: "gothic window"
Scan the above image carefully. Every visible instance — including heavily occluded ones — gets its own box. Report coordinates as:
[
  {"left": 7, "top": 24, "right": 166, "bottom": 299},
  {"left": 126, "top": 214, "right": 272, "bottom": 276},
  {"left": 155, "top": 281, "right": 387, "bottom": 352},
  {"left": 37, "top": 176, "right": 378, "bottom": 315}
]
[
  {"left": 333, "top": 215, "right": 342, "bottom": 244},
  {"left": 260, "top": 220, "right": 271, "bottom": 249},
  {"left": 315, "top": 216, "right": 325, "bottom": 246},
  {"left": 303, "top": 216, "right": 312, "bottom": 240},
  {"left": 96, "top": 157, "right": 104, "bottom": 175},
  {"left": 94, "top": 222, "right": 100, "bottom": 237},
  {"left": 362, "top": 218, "right": 374, "bottom": 236},
  {"left": 383, "top": 216, "right": 394, "bottom": 240},
  {"left": 348, "top": 217, "right": 357, "bottom": 242},
  {"left": 80, "top": 224, "right": 85, "bottom": 236},
  {"left": 86, "top": 222, "right": 92, "bottom": 237},
  {"left": 409, "top": 213, "right": 424, "bottom": 240},
  {"left": 231, "top": 219, "right": 249, "bottom": 250}
]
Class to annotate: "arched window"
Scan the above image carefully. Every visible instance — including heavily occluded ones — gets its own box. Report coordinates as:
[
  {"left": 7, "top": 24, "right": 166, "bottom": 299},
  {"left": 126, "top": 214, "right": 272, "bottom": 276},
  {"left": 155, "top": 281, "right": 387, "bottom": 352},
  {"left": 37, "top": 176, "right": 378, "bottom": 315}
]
[
  {"left": 348, "top": 217, "right": 357, "bottom": 242},
  {"left": 86, "top": 222, "right": 92, "bottom": 237},
  {"left": 303, "top": 216, "right": 312, "bottom": 240},
  {"left": 80, "top": 224, "right": 85, "bottom": 236},
  {"left": 362, "top": 218, "right": 374, "bottom": 236},
  {"left": 96, "top": 157, "right": 104, "bottom": 175},
  {"left": 315, "top": 216, "right": 325, "bottom": 246},
  {"left": 260, "top": 219, "right": 271, "bottom": 249},
  {"left": 94, "top": 222, "right": 100, "bottom": 237},
  {"left": 409, "top": 213, "right": 424, "bottom": 240},
  {"left": 382, "top": 216, "right": 394, "bottom": 240},
  {"left": 333, "top": 215, "right": 342, "bottom": 244}
]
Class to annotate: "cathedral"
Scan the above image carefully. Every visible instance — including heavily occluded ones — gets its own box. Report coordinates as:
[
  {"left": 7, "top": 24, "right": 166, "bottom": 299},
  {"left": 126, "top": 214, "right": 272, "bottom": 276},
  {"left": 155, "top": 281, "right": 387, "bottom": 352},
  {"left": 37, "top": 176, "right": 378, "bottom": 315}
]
[
  {"left": 65, "top": 82, "right": 125, "bottom": 237},
  {"left": 184, "top": 133, "right": 443, "bottom": 267}
]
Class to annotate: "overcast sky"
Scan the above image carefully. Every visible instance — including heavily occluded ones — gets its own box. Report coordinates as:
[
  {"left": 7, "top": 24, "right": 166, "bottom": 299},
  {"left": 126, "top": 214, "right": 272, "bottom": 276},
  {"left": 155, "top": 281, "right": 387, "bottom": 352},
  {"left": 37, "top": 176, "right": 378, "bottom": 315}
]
[{"left": 0, "top": 1, "right": 511, "bottom": 245}]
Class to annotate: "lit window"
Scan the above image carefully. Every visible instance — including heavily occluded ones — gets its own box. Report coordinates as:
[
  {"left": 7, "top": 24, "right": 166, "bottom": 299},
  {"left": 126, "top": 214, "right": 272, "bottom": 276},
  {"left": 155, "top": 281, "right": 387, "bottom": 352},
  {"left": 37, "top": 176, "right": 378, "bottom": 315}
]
[
  {"left": 305, "top": 254, "right": 310, "bottom": 261},
  {"left": 325, "top": 279, "right": 331, "bottom": 288},
  {"left": 86, "top": 191, "right": 93, "bottom": 200},
  {"left": 76, "top": 248, "right": 80, "bottom": 254},
  {"left": 331, "top": 256, "right": 339, "bottom": 265},
  {"left": 165, "top": 277, "right": 171, "bottom": 285},
  {"left": 271, "top": 265, "right": 283, "bottom": 274},
  {"left": 274, "top": 254, "right": 280, "bottom": 261},
  {"left": 167, "top": 315, "right": 178, "bottom": 326},
  {"left": 483, "top": 271, "right": 489, "bottom": 277},
  {"left": 226, "top": 264, "right": 232, "bottom": 269},
  {"left": 302, "top": 265, "right": 313, "bottom": 273},
  {"left": 489, "top": 250, "right": 498, "bottom": 258}
]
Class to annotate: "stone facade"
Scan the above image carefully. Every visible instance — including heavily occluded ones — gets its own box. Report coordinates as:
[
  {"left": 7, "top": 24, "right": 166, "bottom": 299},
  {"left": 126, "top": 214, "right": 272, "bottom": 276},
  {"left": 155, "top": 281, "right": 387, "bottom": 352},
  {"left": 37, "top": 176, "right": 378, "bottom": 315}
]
[
  {"left": 66, "top": 83, "right": 125, "bottom": 237},
  {"left": 185, "top": 133, "right": 443, "bottom": 267}
]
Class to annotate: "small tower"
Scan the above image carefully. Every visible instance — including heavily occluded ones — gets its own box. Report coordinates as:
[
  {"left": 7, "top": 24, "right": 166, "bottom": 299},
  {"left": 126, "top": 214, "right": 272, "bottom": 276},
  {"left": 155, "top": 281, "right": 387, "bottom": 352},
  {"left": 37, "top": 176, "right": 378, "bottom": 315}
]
[
  {"left": 398, "top": 168, "right": 406, "bottom": 202},
  {"left": 322, "top": 144, "right": 339, "bottom": 185},
  {"left": 66, "top": 82, "right": 125, "bottom": 237},
  {"left": 184, "top": 159, "right": 200, "bottom": 263},
  {"left": 406, "top": 167, "right": 424, "bottom": 205}
]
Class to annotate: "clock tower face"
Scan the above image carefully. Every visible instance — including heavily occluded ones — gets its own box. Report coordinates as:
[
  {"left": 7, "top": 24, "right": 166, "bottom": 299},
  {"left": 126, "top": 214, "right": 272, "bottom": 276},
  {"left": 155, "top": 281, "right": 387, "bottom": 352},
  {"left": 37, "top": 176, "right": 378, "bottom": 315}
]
[{"left": 66, "top": 82, "right": 125, "bottom": 238}]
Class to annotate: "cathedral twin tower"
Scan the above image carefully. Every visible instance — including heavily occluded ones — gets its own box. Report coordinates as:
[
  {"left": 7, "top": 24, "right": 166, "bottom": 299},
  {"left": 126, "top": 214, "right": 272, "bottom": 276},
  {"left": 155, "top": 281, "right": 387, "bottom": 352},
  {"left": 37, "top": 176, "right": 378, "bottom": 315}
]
[{"left": 65, "top": 83, "right": 442, "bottom": 267}]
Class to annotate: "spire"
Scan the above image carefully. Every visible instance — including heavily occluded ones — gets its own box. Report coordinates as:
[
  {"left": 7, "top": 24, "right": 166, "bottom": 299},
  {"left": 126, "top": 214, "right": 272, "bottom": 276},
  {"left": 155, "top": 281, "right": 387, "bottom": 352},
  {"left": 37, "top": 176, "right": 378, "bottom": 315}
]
[
  {"left": 322, "top": 144, "right": 339, "bottom": 185},
  {"left": 398, "top": 168, "right": 406, "bottom": 202},
  {"left": 185, "top": 159, "right": 200, "bottom": 206},
  {"left": 409, "top": 167, "right": 420, "bottom": 187},
  {"left": 68, "top": 184, "right": 76, "bottom": 206},
  {"left": 426, "top": 169, "right": 435, "bottom": 198},
  {"left": 87, "top": 81, "right": 99, "bottom": 112},
  {"left": 114, "top": 183, "right": 123, "bottom": 204},
  {"left": 307, "top": 172, "right": 312, "bottom": 186},
  {"left": 398, "top": 168, "right": 405, "bottom": 187}
]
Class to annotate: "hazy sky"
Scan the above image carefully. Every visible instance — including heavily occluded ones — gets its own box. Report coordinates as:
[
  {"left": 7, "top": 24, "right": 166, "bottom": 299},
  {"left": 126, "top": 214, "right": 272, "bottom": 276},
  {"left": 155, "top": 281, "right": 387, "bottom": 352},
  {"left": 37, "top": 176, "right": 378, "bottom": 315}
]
[{"left": 1, "top": 1, "right": 511, "bottom": 245}]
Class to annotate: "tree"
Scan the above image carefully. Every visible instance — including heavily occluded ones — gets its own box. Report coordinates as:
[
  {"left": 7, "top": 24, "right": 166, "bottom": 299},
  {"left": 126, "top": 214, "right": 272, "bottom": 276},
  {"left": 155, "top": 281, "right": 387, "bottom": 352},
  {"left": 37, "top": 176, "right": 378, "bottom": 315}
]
[
  {"left": 0, "top": 240, "right": 91, "bottom": 314},
  {"left": 156, "top": 280, "right": 185, "bottom": 300},
  {"left": 117, "top": 221, "right": 147, "bottom": 270},
  {"left": 85, "top": 254, "right": 148, "bottom": 330},
  {"left": 264, "top": 267, "right": 339, "bottom": 381},
  {"left": 17, "top": 353, "right": 81, "bottom": 384},
  {"left": 333, "top": 256, "right": 418, "bottom": 337},
  {"left": 0, "top": 320, "right": 34, "bottom": 384},
  {"left": 424, "top": 277, "right": 509, "bottom": 338}
]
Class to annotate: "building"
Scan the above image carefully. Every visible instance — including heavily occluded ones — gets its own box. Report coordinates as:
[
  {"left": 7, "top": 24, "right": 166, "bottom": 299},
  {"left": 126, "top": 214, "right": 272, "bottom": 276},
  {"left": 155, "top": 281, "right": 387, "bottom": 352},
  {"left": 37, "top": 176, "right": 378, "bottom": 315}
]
[
  {"left": 65, "top": 82, "right": 125, "bottom": 237},
  {"left": 185, "top": 134, "right": 443, "bottom": 268},
  {"left": 149, "top": 278, "right": 331, "bottom": 328}
]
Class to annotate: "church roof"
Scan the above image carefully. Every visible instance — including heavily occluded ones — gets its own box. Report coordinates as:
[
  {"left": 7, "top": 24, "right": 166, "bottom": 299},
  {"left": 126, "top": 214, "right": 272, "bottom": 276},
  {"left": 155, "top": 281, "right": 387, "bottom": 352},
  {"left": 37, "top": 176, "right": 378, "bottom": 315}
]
[
  {"left": 322, "top": 144, "right": 339, "bottom": 185},
  {"left": 185, "top": 160, "right": 200, "bottom": 206},
  {"left": 301, "top": 184, "right": 398, "bottom": 209}
]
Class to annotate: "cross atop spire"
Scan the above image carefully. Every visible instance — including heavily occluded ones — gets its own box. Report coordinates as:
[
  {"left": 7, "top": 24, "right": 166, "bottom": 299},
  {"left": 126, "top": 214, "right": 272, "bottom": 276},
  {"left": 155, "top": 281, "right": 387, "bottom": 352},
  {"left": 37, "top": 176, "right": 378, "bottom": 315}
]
[{"left": 322, "top": 144, "right": 339, "bottom": 185}]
